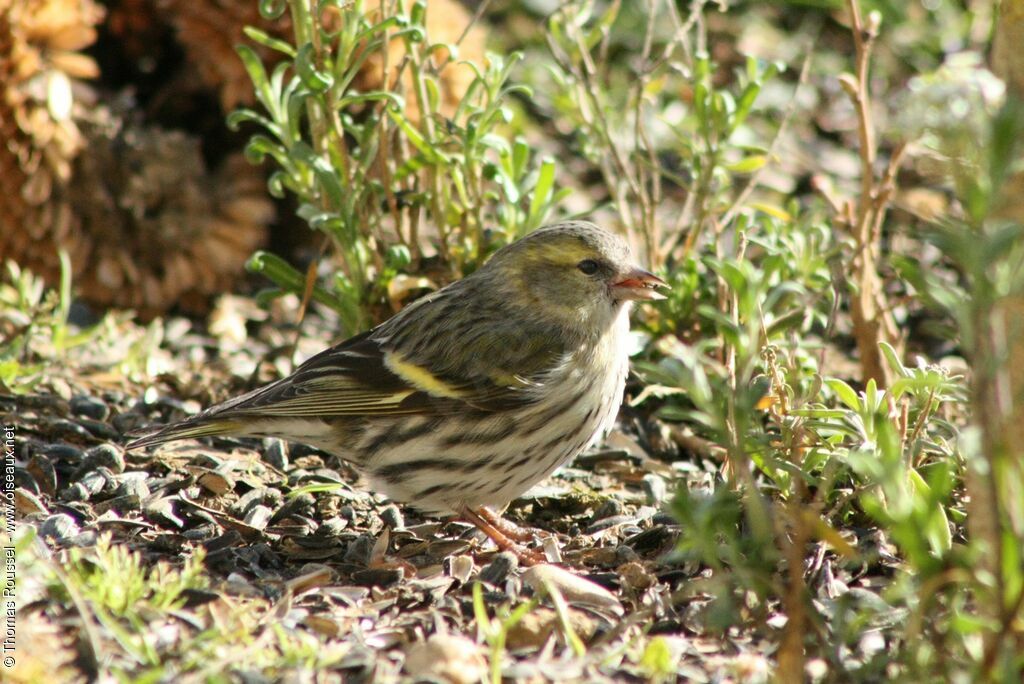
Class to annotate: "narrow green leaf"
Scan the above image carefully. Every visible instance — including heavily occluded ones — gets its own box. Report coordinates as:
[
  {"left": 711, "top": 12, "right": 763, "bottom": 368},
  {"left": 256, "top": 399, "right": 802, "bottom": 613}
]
[
  {"left": 879, "top": 342, "right": 910, "bottom": 379},
  {"left": 527, "top": 157, "right": 557, "bottom": 229},
  {"left": 336, "top": 91, "right": 405, "bottom": 110},
  {"left": 236, "top": 44, "right": 270, "bottom": 94},
  {"left": 242, "top": 26, "right": 296, "bottom": 57},
  {"left": 725, "top": 155, "right": 767, "bottom": 174},
  {"left": 730, "top": 82, "right": 761, "bottom": 133},
  {"left": 387, "top": 110, "right": 447, "bottom": 163},
  {"left": 826, "top": 378, "right": 861, "bottom": 411},
  {"left": 908, "top": 468, "right": 952, "bottom": 555}
]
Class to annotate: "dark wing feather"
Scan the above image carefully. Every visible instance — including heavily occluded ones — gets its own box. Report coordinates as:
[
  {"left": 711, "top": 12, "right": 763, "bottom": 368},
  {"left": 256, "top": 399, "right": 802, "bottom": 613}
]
[{"left": 196, "top": 284, "right": 566, "bottom": 420}]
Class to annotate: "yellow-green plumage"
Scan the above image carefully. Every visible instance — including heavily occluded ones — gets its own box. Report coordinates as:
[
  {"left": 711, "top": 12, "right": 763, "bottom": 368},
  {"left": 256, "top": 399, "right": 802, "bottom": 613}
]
[{"left": 128, "top": 221, "right": 666, "bottom": 516}]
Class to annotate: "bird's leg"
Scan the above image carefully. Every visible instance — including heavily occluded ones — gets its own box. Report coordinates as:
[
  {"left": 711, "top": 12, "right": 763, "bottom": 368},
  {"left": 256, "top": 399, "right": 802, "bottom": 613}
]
[
  {"left": 461, "top": 506, "right": 546, "bottom": 566},
  {"left": 474, "top": 506, "right": 547, "bottom": 543}
]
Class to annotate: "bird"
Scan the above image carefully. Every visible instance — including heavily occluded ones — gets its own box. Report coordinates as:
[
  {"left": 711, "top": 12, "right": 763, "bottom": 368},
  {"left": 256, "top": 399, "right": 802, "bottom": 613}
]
[{"left": 127, "top": 221, "right": 667, "bottom": 564}]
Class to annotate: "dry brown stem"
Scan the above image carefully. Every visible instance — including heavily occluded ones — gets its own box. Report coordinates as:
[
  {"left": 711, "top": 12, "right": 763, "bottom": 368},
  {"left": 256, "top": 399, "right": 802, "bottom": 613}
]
[{"left": 821, "top": 0, "right": 905, "bottom": 386}]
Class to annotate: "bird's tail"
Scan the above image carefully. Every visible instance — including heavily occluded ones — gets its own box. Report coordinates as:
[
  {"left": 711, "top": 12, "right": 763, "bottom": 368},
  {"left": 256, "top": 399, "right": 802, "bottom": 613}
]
[{"left": 125, "top": 416, "right": 246, "bottom": 451}]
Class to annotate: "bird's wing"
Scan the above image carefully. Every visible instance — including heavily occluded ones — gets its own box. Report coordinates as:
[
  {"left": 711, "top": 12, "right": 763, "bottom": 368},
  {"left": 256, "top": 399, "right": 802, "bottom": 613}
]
[
  {"left": 200, "top": 296, "right": 569, "bottom": 419},
  {"left": 126, "top": 284, "right": 567, "bottom": 450}
]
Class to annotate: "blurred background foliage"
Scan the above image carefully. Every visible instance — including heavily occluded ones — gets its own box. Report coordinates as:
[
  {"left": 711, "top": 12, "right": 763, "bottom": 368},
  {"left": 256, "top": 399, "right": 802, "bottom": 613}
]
[{"left": 3, "top": 0, "right": 1023, "bottom": 680}]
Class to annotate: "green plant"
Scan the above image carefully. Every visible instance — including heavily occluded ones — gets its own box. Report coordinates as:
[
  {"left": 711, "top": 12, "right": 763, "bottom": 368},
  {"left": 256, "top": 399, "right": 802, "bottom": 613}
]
[
  {"left": 908, "top": 95, "right": 1024, "bottom": 680},
  {"left": 43, "top": 534, "right": 208, "bottom": 668},
  {"left": 0, "top": 257, "right": 167, "bottom": 392},
  {"left": 61, "top": 536, "right": 207, "bottom": 618},
  {"left": 642, "top": 17, "right": 1023, "bottom": 679},
  {"left": 231, "top": 0, "right": 569, "bottom": 334},
  {"left": 648, "top": 318, "right": 968, "bottom": 677},
  {"left": 595, "top": 3, "right": 992, "bottom": 677},
  {"left": 544, "top": 0, "right": 787, "bottom": 269},
  {"left": 1, "top": 256, "right": 95, "bottom": 391},
  {"left": 0, "top": 254, "right": 74, "bottom": 389},
  {"left": 472, "top": 582, "right": 536, "bottom": 684}
]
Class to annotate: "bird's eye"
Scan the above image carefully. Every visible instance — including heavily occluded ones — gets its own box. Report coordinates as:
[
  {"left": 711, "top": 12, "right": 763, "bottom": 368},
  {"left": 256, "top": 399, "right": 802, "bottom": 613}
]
[{"left": 577, "top": 259, "right": 600, "bottom": 275}]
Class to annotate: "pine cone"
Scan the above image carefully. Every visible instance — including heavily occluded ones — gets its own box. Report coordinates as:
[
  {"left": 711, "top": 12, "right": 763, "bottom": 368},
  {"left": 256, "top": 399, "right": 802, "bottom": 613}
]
[
  {"left": 1, "top": 0, "right": 272, "bottom": 318},
  {"left": 0, "top": 0, "right": 103, "bottom": 283},
  {"left": 64, "top": 115, "right": 273, "bottom": 319},
  {"left": 155, "top": 0, "right": 290, "bottom": 111}
]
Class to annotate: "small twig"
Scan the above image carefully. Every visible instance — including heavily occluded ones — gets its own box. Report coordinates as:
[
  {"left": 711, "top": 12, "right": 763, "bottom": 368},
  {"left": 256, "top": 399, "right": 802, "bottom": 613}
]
[
  {"left": 837, "top": 0, "right": 901, "bottom": 386},
  {"left": 571, "top": 17, "right": 645, "bottom": 210},
  {"left": 870, "top": 142, "right": 906, "bottom": 241},
  {"left": 810, "top": 175, "right": 845, "bottom": 216},
  {"left": 434, "top": 0, "right": 492, "bottom": 75},
  {"left": 909, "top": 386, "right": 938, "bottom": 468},
  {"left": 847, "top": 1, "right": 877, "bottom": 228},
  {"left": 667, "top": 423, "right": 720, "bottom": 459},
  {"left": 634, "top": 0, "right": 662, "bottom": 264},
  {"left": 455, "top": 0, "right": 490, "bottom": 47},
  {"left": 777, "top": 501, "right": 810, "bottom": 682}
]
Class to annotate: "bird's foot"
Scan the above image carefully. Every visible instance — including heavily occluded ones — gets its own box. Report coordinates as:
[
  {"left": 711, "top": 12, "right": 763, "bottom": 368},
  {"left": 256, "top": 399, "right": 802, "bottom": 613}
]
[
  {"left": 461, "top": 506, "right": 549, "bottom": 567},
  {"left": 474, "top": 506, "right": 549, "bottom": 543}
]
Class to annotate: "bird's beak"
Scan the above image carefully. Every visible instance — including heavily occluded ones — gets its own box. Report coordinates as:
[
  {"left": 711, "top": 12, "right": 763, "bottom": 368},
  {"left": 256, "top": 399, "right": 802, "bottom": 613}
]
[{"left": 611, "top": 267, "right": 669, "bottom": 301}]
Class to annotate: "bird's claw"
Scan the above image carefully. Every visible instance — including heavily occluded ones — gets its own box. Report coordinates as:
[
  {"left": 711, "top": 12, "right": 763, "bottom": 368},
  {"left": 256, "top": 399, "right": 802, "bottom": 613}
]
[
  {"left": 474, "top": 506, "right": 549, "bottom": 543},
  {"left": 461, "top": 506, "right": 550, "bottom": 566}
]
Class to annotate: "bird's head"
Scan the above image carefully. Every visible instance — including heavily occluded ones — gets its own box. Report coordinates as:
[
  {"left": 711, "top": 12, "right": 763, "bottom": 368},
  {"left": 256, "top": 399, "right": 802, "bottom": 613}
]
[{"left": 480, "top": 221, "right": 668, "bottom": 335}]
